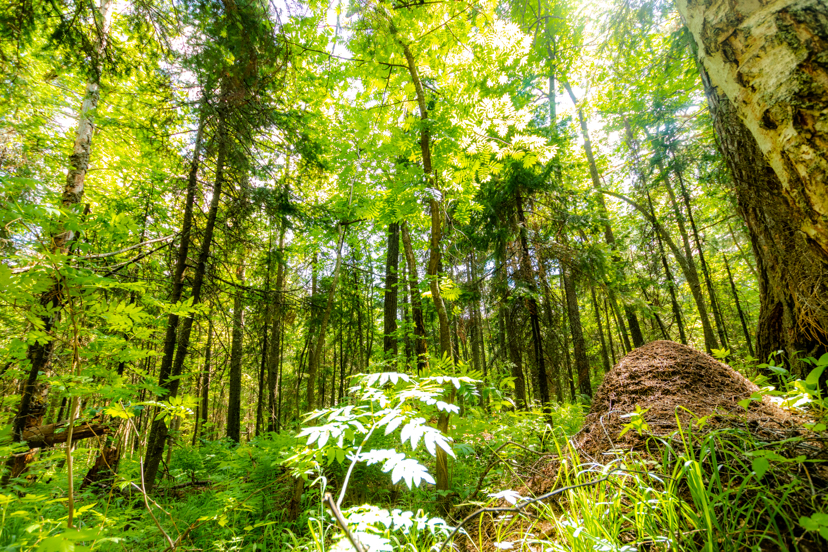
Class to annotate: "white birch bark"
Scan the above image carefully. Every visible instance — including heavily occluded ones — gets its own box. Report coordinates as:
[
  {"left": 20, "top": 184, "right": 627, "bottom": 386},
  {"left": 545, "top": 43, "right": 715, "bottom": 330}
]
[
  {"left": 55, "top": 0, "right": 115, "bottom": 252},
  {"left": 677, "top": 0, "right": 828, "bottom": 257}
]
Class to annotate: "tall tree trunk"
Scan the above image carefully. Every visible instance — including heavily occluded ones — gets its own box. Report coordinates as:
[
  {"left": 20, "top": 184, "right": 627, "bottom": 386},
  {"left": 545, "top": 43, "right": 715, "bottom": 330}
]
[
  {"left": 563, "top": 80, "right": 641, "bottom": 349},
  {"left": 604, "top": 297, "right": 617, "bottom": 366},
  {"left": 11, "top": 0, "right": 114, "bottom": 442},
  {"left": 590, "top": 286, "right": 611, "bottom": 373},
  {"left": 723, "top": 252, "right": 755, "bottom": 357},
  {"left": 227, "top": 266, "right": 245, "bottom": 442},
  {"left": 143, "top": 99, "right": 227, "bottom": 491},
  {"left": 515, "top": 190, "right": 551, "bottom": 406},
  {"left": 562, "top": 262, "right": 590, "bottom": 398},
  {"left": 198, "top": 321, "right": 212, "bottom": 441},
  {"left": 699, "top": 65, "right": 828, "bottom": 363},
  {"left": 307, "top": 223, "right": 348, "bottom": 411},
  {"left": 667, "top": 160, "right": 730, "bottom": 349},
  {"left": 399, "top": 38, "right": 453, "bottom": 506},
  {"left": 559, "top": 268, "right": 578, "bottom": 400},
  {"left": 678, "top": 0, "right": 828, "bottom": 258},
  {"left": 654, "top": 217, "right": 688, "bottom": 345},
  {"left": 267, "top": 224, "right": 287, "bottom": 431},
  {"left": 536, "top": 252, "right": 564, "bottom": 402},
  {"left": 401, "top": 224, "right": 428, "bottom": 372},
  {"left": 603, "top": 189, "right": 720, "bottom": 352},
  {"left": 383, "top": 222, "right": 400, "bottom": 357}
]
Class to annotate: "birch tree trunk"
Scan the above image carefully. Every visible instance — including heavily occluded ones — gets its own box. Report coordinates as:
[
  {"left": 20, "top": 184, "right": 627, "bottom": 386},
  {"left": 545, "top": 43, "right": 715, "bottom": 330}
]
[
  {"left": 11, "top": 0, "right": 114, "bottom": 443},
  {"left": 678, "top": 0, "right": 828, "bottom": 259},
  {"left": 700, "top": 65, "right": 828, "bottom": 365}
]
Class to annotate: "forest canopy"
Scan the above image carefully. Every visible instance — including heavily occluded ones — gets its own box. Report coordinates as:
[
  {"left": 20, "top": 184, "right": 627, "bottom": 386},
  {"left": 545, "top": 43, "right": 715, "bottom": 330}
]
[{"left": 1, "top": 0, "right": 827, "bottom": 550}]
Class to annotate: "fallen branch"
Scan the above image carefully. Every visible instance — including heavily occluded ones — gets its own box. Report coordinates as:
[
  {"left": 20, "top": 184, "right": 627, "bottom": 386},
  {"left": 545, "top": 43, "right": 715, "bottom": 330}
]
[{"left": 22, "top": 419, "right": 115, "bottom": 449}]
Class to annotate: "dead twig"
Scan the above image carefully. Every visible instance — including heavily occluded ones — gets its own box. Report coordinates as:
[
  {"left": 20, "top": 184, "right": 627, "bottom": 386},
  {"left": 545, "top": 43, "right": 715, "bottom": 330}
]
[{"left": 324, "top": 492, "right": 367, "bottom": 552}]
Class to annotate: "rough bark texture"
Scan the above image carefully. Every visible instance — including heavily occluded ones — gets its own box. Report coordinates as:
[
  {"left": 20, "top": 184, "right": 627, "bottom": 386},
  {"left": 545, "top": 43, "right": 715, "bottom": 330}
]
[
  {"left": 80, "top": 446, "right": 120, "bottom": 490},
  {"left": 678, "top": 0, "right": 828, "bottom": 259},
  {"left": 701, "top": 67, "right": 828, "bottom": 365}
]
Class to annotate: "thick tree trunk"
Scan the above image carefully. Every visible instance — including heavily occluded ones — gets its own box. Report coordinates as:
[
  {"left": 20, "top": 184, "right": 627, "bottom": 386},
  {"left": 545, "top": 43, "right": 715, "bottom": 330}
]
[
  {"left": 227, "top": 266, "right": 245, "bottom": 442},
  {"left": 699, "top": 66, "right": 828, "bottom": 365},
  {"left": 383, "top": 222, "right": 400, "bottom": 357},
  {"left": 678, "top": 0, "right": 828, "bottom": 259}
]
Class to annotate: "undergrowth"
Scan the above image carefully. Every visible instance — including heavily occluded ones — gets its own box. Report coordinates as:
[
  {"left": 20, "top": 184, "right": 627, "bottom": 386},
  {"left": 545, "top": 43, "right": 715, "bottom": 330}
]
[{"left": 1, "top": 367, "right": 826, "bottom": 551}]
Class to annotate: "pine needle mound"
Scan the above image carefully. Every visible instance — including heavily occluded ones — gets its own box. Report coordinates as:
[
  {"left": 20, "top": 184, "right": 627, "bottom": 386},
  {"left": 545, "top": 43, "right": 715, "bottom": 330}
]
[{"left": 574, "top": 340, "right": 799, "bottom": 460}]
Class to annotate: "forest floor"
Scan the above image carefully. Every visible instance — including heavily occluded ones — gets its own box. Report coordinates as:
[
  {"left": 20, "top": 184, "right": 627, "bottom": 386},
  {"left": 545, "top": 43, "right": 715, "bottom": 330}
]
[{"left": 2, "top": 344, "right": 828, "bottom": 551}]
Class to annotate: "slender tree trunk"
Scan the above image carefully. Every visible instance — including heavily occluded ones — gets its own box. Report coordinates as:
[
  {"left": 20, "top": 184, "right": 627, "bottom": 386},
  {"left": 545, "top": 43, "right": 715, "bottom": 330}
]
[
  {"left": 723, "top": 252, "right": 755, "bottom": 356},
  {"left": 143, "top": 99, "right": 227, "bottom": 491},
  {"left": 676, "top": 170, "right": 729, "bottom": 349},
  {"left": 227, "top": 266, "right": 245, "bottom": 442},
  {"left": 590, "top": 286, "right": 611, "bottom": 373},
  {"left": 401, "top": 224, "right": 428, "bottom": 372},
  {"left": 563, "top": 80, "right": 641, "bottom": 349},
  {"left": 307, "top": 223, "right": 348, "bottom": 412},
  {"left": 267, "top": 225, "right": 287, "bottom": 431},
  {"left": 383, "top": 222, "right": 400, "bottom": 357},
  {"left": 515, "top": 190, "right": 551, "bottom": 406},
  {"left": 562, "top": 262, "right": 590, "bottom": 398},
  {"left": 603, "top": 189, "right": 720, "bottom": 352},
  {"left": 654, "top": 219, "right": 688, "bottom": 344},
  {"left": 399, "top": 38, "right": 454, "bottom": 506},
  {"left": 198, "top": 321, "right": 212, "bottom": 441},
  {"left": 559, "top": 268, "right": 577, "bottom": 400},
  {"left": 604, "top": 298, "right": 617, "bottom": 366},
  {"left": 536, "top": 252, "right": 564, "bottom": 402}
]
